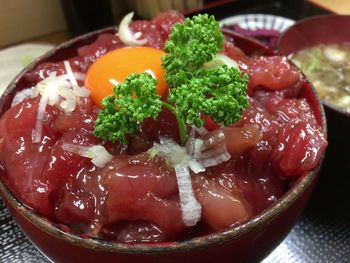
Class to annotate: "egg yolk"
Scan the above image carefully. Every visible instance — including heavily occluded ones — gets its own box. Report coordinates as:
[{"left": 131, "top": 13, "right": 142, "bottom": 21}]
[{"left": 85, "top": 46, "right": 167, "bottom": 107}]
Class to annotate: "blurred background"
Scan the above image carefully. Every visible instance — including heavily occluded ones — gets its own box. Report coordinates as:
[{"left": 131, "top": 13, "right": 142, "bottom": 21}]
[
  {"left": 0, "top": 0, "right": 337, "bottom": 93},
  {"left": 0, "top": 0, "right": 339, "bottom": 48}
]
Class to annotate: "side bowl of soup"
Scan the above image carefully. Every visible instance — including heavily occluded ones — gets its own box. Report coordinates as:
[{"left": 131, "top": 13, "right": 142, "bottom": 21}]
[
  {"left": 0, "top": 13, "right": 327, "bottom": 263},
  {"left": 278, "top": 14, "right": 350, "bottom": 117}
]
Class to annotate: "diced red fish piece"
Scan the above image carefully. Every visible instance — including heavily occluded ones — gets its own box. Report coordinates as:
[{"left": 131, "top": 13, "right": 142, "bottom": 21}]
[
  {"left": 270, "top": 120, "right": 327, "bottom": 176},
  {"left": 193, "top": 175, "right": 252, "bottom": 231},
  {"left": 0, "top": 98, "right": 61, "bottom": 217},
  {"left": 153, "top": 10, "right": 185, "bottom": 41},
  {"left": 101, "top": 153, "right": 185, "bottom": 238},
  {"left": 248, "top": 56, "right": 300, "bottom": 94}
]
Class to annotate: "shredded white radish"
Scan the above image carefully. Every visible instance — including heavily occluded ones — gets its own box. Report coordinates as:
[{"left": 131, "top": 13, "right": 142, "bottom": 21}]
[
  {"left": 118, "top": 12, "right": 148, "bottom": 46},
  {"left": 324, "top": 47, "right": 346, "bottom": 62},
  {"left": 64, "top": 60, "right": 79, "bottom": 87},
  {"left": 187, "top": 159, "right": 205, "bottom": 174},
  {"left": 32, "top": 86, "right": 40, "bottom": 98},
  {"left": 150, "top": 137, "right": 203, "bottom": 226},
  {"left": 61, "top": 144, "right": 113, "bottom": 168},
  {"left": 33, "top": 88, "right": 50, "bottom": 143},
  {"left": 28, "top": 70, "right": 91, "bottom": 143},
  {"left": 11, "top": 87, "right": 35, "bottom": 107},
  {"left": 149, "top": 129, "right": 232, "bottom": 227},
  {"left": 60, "top": 98, "right": 76, "bottom": 112},
  {"left": 145, "top": 69, "right": 156, "bottom": 79},
  {"left": 174, "top": 163, "right": 202, "bottom": 226},
  {"left": 193, "top": 139, "right": 204, "bottom": 159},
  {"left": 198, "top": 143, "right": 228, "bottom": 160},
  {"left": 64, "top": 60, "right": 90, "bottom": 97},
  {"left": 186, "top": 129, "right": 196, "bottom": 157},
  {"left": 72, "top": 86, "right": 90, "bottom": 97},
  {"left": 194, "top": 126, "right": 209, "bottom": 136},
  {"left": 198, "top": 150, "right": 231, "bottom": 167},
  {"left": 203, "top": 54, "right": 239, "bottom": 70},
  {"left": 74, "top": 72, "right": 86, "bottom": 81},
  {"left": 109, "top": 78, "right": 119, "bottom": 86}
]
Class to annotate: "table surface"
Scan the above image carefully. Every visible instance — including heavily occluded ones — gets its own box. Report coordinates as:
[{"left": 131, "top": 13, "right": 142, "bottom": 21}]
[
  {"left": 1, "top": 1, "right": 350, "bottom": 262},
  {"left": 307, "top": 0, "right": 350, "bottom": 15}
]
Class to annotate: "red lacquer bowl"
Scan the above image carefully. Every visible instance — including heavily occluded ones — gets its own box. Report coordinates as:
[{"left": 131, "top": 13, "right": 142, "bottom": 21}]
[{"left": 0, "top": 28, "right": 326, "bottom": 263}]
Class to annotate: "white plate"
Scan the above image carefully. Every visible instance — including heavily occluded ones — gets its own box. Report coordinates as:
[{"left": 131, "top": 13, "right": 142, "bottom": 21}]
[
  {"left": 0, "top": 43, "right": 54, "bottom": 95},
  {"left": 220, "top": 14, "right": 295, "bottom": 32}
]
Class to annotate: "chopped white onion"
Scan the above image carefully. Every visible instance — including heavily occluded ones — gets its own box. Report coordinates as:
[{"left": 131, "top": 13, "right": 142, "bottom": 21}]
[
  {"left": 64, "top": 60, "right": 79, "bottom": 87},
  {"left": 72, "top": 86, "right": 90, "bottom": 97},
  {"left": 194, "top": 126, "right": 209, "bottom": 136},
  {"left": 109, "top": 78, "right": 119, "bottom": 86},
  {"left": 324, "top": 47, "right": 346, "bottom": 62},
  {"left": 11, "top": 87, "right": 36, "bottom": 107},
  {"left": 198, "top": 150, "right": 231, "bottom": 167},
  {"left": 149, "top": 132, "right": 232, "bottom": 227},
  {"left": 118, "top": 12, "right": 148, "bottom": 46},
  {"left": 145, "top": 69, "right": 156, "bottom": 79},
  {"left": 193, "top": 138, "right": 204, "bottom": 159},
  {"left": 203, "top": 54, "right": 239, "bottom": 70},
  {"left": 33, "top": 88, "right": 50, "bottom": 143},
  {"left": 74, "top": 72, "right": 86, "bottom": 81},
  {"left": 61, "top": 144, "right": 113, "bottom": 168},
  {"left": 187, "top": 159, "right": 205, "bottom": 174},
  {"left": 30, "top": 70, "right": 92, "bottom": 142},
  {"left": 197, "top": 144, "right": 230, "bottom": 164},
  {"left": 64, "top": 60, "right": 90, "bottom": 97},
  {"left": 60, "top": 98, "right": 76, "bottom": 112},
  {"left": 174, "top": 163, "right": 202, "bottom": 226},
  {"left": 150, "top": 137, "right": 204, "bottom": 226}
]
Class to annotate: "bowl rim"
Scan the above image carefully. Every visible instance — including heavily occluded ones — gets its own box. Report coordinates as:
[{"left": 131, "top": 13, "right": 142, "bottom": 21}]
[
  {"left": 0, "top": 26, "right": 327, "bottom": 255},
  {"left": 277, "top": 14, "right": 350, "bottom": 118},
  {"left": 278, "top": 13, "right": 350, "bottom": 50}
]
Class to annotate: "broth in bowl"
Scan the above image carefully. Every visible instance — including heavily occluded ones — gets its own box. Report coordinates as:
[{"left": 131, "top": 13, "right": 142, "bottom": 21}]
[{"left": 291, "top": 44, "right": 350, "bottom": 113}]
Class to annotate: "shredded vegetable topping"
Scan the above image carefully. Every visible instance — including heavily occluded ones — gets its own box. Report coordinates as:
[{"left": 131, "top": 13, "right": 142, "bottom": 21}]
[
  {"left": 61, "top": 144, "right": 113, "bottom": 168},
  {"left": 30, "top": 62, "right": 90, "bottom": 143},
  {"left": 64, "top": 61, "right": 91, "bottom": 97},
  {"left": 118, "top": 12, "right": 148, "bottom": 46},
  {"left": 149, "top": 128, "right": 231, "bottom": 226},
  {"left": 149, "top": 137, "right": 203, "bottom": 226},
  {"left": 11, "top": 87, "right": 36, "bottom": 107}
]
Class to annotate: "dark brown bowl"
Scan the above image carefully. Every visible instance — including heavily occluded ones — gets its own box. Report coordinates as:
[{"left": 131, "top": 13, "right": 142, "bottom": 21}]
[{"left": 0, "top": 27, "right": 326, "bottom": 263}]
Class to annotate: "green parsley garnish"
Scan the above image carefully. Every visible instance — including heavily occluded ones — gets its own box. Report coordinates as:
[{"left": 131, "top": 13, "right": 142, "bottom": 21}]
[
  {"left": 94, "top": 73, "right": 162, "bottom": 144},
  {"left": 94, "top": 14, "right": 248, "bottom": 145}
]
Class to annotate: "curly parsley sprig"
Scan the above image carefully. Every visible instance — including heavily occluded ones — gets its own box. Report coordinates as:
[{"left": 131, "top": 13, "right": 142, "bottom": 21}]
[
  {"left": 94, "top": 73, "right": 162, "bottom": 144},
  {"left": 167, "top": 66, "right": 248, "bottom": 128},
  {"left": 162, "top": 14, "right": 224, "bottom": 87},
  {"left": 94, "top": 14, "right": 248, "bottom": 145}
]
